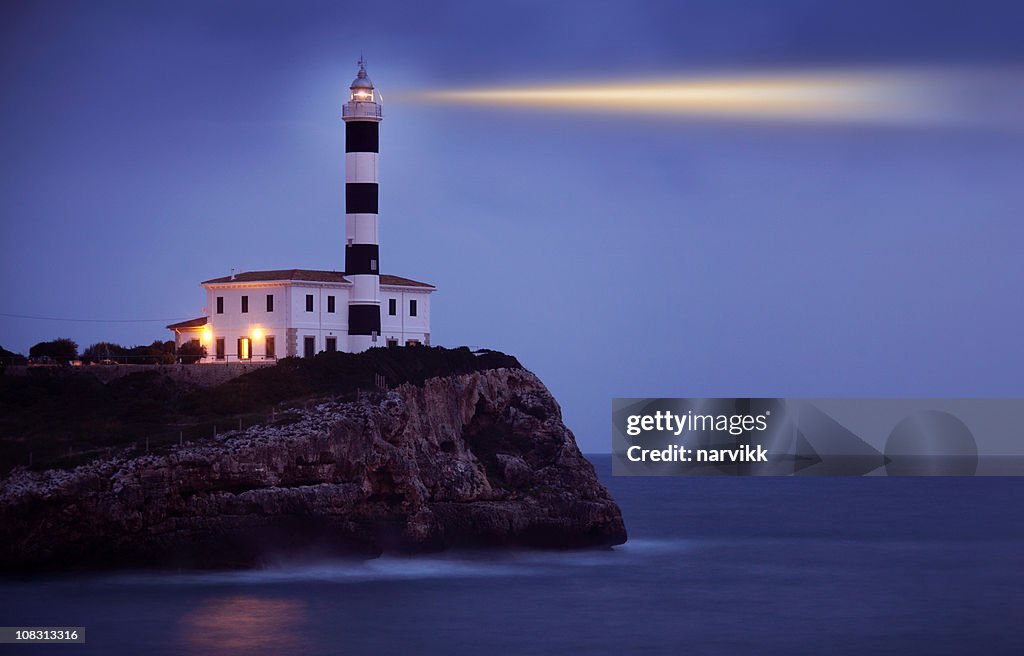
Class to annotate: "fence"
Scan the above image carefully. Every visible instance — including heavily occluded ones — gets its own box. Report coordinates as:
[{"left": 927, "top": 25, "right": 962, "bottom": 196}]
[
  {"left": 3, "top": 360, "right": 277, "bottom": 388},
  {"left": 8, "top": 411, "right": 271, "bottom": 475},
  {"left": 1, "top": 355, "right": 279, "bottom": 366},
  {"left": 5, "top": 386, "right": 393, "bottom": 475}
]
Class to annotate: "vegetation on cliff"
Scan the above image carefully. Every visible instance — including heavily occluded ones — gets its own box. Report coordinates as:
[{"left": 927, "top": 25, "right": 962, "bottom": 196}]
[{"left": 0, "top": 347, "right": 521, "bottom": 476}]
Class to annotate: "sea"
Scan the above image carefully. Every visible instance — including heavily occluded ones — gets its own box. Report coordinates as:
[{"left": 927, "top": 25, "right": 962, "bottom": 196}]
[{"left": 1, "top": 454, "right": 1021, "bottom": 655}]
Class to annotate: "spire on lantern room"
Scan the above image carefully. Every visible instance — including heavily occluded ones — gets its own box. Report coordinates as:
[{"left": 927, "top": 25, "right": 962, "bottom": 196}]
[{"left": 350, "top": 56, "right": 375, "bottom": 102}]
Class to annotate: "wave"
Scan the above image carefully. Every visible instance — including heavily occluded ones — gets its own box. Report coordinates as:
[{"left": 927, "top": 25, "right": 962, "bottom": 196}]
[
  {"left": 95, "top": 539, "right": 694, "bottom": 587},
  {"left": 101, "top": 557, "right": 525, "bottom": 587}
]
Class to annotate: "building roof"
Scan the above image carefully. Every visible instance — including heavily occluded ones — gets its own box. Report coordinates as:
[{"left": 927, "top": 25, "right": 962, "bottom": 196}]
[
  {"left": 203, "top": 269, "right": 345, "bottom": 284},
  {"left": 351, "top": 59, "right": 374, "bottom": 90},
  {"left": 166, "top": 316, "right": 208, "bottom": 330},
  {"left": 201, "top": 269, "right": 434, "bottom": 288},
  {"left": 380, "top": 274, "right": 435, "bottom": 288}
]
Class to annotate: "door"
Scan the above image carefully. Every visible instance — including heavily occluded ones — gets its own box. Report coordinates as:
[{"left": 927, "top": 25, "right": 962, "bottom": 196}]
[
  {"left": 265, "top": 336, "right": 276, "bottom": 360},
  {"left": 326, "top": 336, "right": 337, "bottom": 353},
  {"left": 215, "top": 338, "right": 225, "bottom": 361},
  {"left": 303, "top": 336, "right": 315, "bottom": 358}
]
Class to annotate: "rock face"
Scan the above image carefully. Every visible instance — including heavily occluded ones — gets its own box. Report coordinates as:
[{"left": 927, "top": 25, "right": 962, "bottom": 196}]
[{"left": 0, "top": 368, "right": 626, "bottom": 571}]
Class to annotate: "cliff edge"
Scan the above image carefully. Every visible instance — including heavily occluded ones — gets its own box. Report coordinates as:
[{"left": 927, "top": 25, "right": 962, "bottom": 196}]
[{"left": 0, "top": 366, "right": 626, "bottom": 571}]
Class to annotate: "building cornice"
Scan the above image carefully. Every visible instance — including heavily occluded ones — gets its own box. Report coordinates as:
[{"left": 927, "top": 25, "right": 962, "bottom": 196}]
[
  {"left": 203, "top": 280, "right": 436, "bottom": 292},
  {"left": 203, "top": 280, "right": 350, "bottom": 290}
]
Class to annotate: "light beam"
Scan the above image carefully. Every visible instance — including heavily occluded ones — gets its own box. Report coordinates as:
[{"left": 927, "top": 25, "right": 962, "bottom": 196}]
[{"left": 411, "top": 68, "right": 1024, "bottom": 127}]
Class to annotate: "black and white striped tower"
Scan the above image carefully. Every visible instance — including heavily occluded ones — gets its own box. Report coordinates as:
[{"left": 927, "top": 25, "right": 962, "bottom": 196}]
[{"left": 342, "top": 57, "right": 382, "bottom": 352}]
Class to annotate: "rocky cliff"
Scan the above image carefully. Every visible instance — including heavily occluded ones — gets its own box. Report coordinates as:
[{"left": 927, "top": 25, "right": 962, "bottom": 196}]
[{"left": 0, "top": 367, "right": 626, "bottom": 571}]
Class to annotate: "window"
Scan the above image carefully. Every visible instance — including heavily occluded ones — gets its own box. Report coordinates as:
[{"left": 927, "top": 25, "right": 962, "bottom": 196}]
[
  {"left": 326, "top": 336, "right": 337, "bottom": 353},
  {"left": 370, "top": 259, "right": 377, "bottom": 272},
  {"left": 386, "top": 338, "right": 398, "bottom": 348},
  {"left": 409, "top": 299, "right": 418, "bottom": 317},
  {"left": 305, "top": 294, "right": 314, "bottom": 312},
  {"left": 265, "top": 336, "right": 276, "bottom": 359},
  {"left": 215, "top": 338, "right": 225, "bottom": 360},
  {"left": 388, "top": 298, "right": 397, "bottom": 316},
  {"left": 327, "top": 295, "right": 335, "bottom": 313},
  {"left": 241, "top": 295, "right": 249, "bottom": 313},
  {"left": 303, "top": 336, "right": 316, "bottom": 358},
  {"left": 266, "top": 294, "right": 274, "bottom": 312},
  {"left": 216, "top": 297, "right": 224, "bottom": 314},
  {"left": 406, "top": 339, "right": 421, "bottom": 347}
]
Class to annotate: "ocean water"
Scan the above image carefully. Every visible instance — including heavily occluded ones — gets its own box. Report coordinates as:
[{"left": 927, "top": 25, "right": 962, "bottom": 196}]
[{"left": 2, "top": 454, "right": 1022, "bottom": 655}]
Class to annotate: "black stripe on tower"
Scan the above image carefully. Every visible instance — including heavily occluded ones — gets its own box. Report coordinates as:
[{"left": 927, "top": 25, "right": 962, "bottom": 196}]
[
  {"left": 346, "top": 183, "right": 378, "bottom": 214},
  {"left": 345, "top": 243, "right": 379, "bottom": 276},
  {"left": 346, "top": 121, "right": 379, "bottom": 153},
  {"left": 348, "top": 304, "right": 381, "bottom": 336}
]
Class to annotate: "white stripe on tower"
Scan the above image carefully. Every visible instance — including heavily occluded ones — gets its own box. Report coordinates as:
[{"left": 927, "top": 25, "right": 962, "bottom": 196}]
[{"left": 342, "top": 56, "right": 383, "bottom": 353}]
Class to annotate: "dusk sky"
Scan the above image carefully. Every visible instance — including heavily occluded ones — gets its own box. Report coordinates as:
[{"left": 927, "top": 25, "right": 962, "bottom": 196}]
[{"left": 2, "top": 1, "right": 1023, "bottom": 452}]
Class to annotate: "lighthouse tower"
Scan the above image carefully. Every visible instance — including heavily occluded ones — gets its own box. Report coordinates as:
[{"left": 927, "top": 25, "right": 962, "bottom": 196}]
[{"left": 342, "top": 57, "right": 383, "bottom": 352}]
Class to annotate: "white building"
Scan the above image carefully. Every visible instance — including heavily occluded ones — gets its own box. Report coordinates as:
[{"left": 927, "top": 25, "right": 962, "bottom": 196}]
[{"left": 168, "top": 60, "right": 434, "bottom": 361}]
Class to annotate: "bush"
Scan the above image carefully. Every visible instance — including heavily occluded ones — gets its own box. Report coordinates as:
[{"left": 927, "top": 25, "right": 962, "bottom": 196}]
[
  {"left": 199, "top": 345, "right": 523, "bottom": 416},
  {"left": 29, "top": 338, "right": 78, "bottom": 364},
  {"left": 0, "top": 345, "right": 27, "bottom": 369},
  {"left": 177, "top": 340, "right": 206, "bottom": 364},
  {"left": 81, "top": 342, "right": 126, "bottom": 364},
  {"left": 82, "top": 340, "right": 178, "bottom": 364}
]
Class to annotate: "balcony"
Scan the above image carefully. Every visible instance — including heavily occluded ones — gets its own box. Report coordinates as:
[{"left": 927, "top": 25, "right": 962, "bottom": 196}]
[{"left": 342, "top": 103, "right": 382, "bottom": 119}]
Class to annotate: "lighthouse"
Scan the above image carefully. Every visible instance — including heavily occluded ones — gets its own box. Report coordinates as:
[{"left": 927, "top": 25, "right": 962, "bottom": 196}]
[
  {"left": 170, "top": 57, "right": 434, "bottom": 360},
  {"left": 342, "top": 57, "right": 383, "bottom": 352}
]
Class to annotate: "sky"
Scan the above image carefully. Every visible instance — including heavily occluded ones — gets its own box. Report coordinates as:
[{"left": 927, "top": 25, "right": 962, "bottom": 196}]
[{"left": 1, "top": 0, "right": 1023, "bottom": 452}]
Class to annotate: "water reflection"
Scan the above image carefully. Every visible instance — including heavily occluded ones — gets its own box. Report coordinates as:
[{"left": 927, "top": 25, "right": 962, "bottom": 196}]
[{"left": 179, "top": 596, "right": 309, "bottom": 655}]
